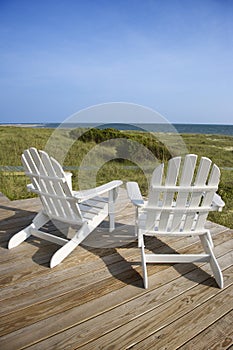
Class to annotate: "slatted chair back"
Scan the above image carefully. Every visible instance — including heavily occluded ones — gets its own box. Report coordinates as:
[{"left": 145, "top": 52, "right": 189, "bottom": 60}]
[
  {"left": 145, "top": 154, "right": 220, "bottom": 234},
  {"left": 22, "top": 147, "right": 83, "bottom": 225}
]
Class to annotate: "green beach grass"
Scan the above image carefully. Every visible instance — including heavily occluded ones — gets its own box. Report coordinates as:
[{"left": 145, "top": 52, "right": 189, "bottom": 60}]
[{"left": 0, "top": 125, "right": 232, "bottom": 228}]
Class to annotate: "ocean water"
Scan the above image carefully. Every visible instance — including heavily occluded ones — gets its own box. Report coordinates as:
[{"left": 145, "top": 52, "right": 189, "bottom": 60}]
[
  {"left": 96, "top": 123, "right": 233, "bottom": 135},
  {"left": 1, "top": 123, "right": 233, "bottom": 136}
]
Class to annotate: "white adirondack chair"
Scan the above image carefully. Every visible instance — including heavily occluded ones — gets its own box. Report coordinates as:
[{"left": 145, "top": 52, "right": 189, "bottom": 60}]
[
  {"left": 127, "top": 154, "right": 225, "bottom": 289},
  {"left": 8, "top": 147, "right": 122, "bottom": 267}
]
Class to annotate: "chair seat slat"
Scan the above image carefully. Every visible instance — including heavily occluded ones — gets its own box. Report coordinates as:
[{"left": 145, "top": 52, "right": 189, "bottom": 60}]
[{"left": 83, "top": 199, "right": 108, "bottom": 209}]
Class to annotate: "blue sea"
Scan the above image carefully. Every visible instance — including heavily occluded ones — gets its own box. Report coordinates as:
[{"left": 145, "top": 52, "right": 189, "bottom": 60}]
[{"left": 2, "top": 123, "right": 233, "bottom": 136}]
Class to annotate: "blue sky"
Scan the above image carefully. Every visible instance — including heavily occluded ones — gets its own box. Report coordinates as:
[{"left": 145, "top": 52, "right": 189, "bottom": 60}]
[{"left": 0, "top": 0, "right": 233, "bottom": 124}]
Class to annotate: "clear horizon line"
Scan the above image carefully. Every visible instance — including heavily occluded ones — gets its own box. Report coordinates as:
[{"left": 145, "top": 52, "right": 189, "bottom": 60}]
[{"left": 1, "top": 122, "right": 233, "bottom": 126}]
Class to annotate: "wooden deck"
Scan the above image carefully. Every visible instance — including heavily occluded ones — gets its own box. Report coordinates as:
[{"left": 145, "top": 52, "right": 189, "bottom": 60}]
[{"left": 0, "top": 189, "right": 232, "bottom": 350}]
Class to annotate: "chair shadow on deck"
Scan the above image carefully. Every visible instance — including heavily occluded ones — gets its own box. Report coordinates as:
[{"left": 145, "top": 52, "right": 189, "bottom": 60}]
[
  {"left": 80, "top": 221, "right": 144, "bottom": 288},
  {"left": 1, "top": 208, "right": 142, "bottom": 289},
  {"left": 29, "top": 220, "right": 144, "bottom": 288},
  {"left": 0, "top": 203, "right": 69, "bottom": 265},
  {"left": 0, "top": 203, "right": 38, "bottom": 249},
  {"left": 0, "top": 204, "right": 218, "bottom": 288},
  {"left": 81, "top": 216, "right": 219, "bottom": 289}
]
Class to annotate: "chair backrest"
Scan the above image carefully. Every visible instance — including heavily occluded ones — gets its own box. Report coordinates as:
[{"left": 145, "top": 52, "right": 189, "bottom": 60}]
[
  {"left": 22, "top": 147, "right": 83, "bottom": 225},
  {"left": 145, "top": 154, "right": 220, "bottom": 233}
]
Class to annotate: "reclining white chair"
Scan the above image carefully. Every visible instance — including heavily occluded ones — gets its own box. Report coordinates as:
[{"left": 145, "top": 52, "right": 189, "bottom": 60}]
[
  {"left": 127, "top": 154, "right": 225, "bottom": 289},
  {"left": 8, "top": 147, "right": 122, "bottom": 267}
]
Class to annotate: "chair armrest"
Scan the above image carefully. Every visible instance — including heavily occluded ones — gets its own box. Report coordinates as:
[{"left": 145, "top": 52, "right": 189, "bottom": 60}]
[
  {"left": 73, "top": 180, "right": 123, "bottom": 202},
  {"left": 211, "top": 193, "right": 225, "bottom": 212},
  {"left": 126, "top": 181, "right": 144, "bottom": 207}
]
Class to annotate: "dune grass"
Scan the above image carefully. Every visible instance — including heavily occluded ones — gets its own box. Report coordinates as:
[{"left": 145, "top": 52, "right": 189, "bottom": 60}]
[{"left": 0, "top": 126, "right": 232, "bottom": 228}]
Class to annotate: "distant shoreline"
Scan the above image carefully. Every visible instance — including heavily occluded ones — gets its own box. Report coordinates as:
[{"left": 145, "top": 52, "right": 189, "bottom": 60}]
[
  {"left": 0, "top": 123, "right": 43, "bottom": 127},
  {"left": 1, "top": 122, "right": 233, "bottom": 136}
]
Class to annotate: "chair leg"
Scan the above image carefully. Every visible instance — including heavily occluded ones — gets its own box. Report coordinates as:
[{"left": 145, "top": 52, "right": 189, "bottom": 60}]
[
  {"left": 50, "top": 222, "right": 91, "bottom": 268},
  {"left": 108, "top": 211, "right": 115, "bottom": 232},
  {"left": 8, "top": 211, "right": 49, "bottom": 249},
  {"left": 135, "top": 207, "right": 139, "bottom": 237},
  {"left": 138, "top": 229, "right": 143, "bottom": 247},
  {"left": 50, "top": 239, "right": 80, "bottom": 268},
  {"left": 140, "top": 236, "right": 148, "bottom": 289},
  {"left": 207, "top": 231, "right": 214, "bottom": 249},
  {"left": 108, "top": 189, "right": 115, "bottom": 232},
  {"left": 200, "top": 233, "right": 224, "bottom": 288}
]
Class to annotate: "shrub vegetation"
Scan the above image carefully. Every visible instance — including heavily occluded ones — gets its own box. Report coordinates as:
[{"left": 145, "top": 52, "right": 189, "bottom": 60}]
[{"left": 0, "top": 126, "right": 232, "bottom": 228}]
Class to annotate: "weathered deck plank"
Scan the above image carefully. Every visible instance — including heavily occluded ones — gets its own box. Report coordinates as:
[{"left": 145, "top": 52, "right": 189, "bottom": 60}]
[
  {"left": 0, "top": 194, "right": 232, "bottom": 350},
  {"left": 8, "top": 257, "right": 231, "bottom": 350},
  {"left": 178, "top": 310, "right": 233, "bottom": 350}
]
